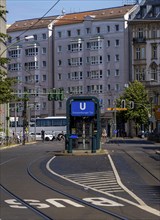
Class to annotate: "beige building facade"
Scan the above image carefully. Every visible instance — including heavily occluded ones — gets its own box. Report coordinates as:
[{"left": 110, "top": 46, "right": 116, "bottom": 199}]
[
  {"left": 0, "top": 0, "right": 7, "bottom": 133},
  {"left": 129, "top": 0, "right": 160, "bottom": 132}
]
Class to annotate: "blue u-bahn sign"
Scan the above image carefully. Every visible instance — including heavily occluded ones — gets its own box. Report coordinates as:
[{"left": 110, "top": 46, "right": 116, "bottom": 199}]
[{"left": 71, "top": 101, "right": 95, "bottom": 116}]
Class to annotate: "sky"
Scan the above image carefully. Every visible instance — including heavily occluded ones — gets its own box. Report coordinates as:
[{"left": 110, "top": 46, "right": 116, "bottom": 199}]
[{"left": 6, "top": 0, "right": 137, "bottom": 24}]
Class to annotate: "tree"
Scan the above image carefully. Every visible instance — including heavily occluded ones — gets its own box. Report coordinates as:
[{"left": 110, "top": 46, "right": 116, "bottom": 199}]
[
  {"left": 116, "top": 80, "right": 150, "bottom": 134},
  {"left": 0, "top": 5, "right": 17, "bottom": 104}
]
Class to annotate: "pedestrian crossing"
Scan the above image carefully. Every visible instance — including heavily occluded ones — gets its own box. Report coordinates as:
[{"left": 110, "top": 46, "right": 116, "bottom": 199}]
[{"left": 64, "top": 171, "right": 124, "bottom": 193}]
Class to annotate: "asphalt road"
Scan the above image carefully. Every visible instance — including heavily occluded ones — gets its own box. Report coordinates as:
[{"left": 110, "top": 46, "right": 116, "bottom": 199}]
[{"left": 0, "top": 138, "right": 160, "bottom": 220}]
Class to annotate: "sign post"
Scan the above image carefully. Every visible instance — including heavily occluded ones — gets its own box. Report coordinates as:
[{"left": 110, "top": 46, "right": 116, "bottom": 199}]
[{"left": 66, "top": 96, "right": 101, "bottom": 153}]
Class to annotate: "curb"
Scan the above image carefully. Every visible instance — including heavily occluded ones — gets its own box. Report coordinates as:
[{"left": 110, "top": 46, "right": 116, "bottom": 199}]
[
  {"left": 0, "top": 141, "right": 37, "bottom": 150},
  {"left": 54, "top": 149, "right": 108, "bottom": 156}
]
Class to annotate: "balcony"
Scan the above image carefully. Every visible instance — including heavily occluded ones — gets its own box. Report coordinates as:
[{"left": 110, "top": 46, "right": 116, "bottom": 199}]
[{"left": 133, "top": 37, "right": 146, "bottom": 44}]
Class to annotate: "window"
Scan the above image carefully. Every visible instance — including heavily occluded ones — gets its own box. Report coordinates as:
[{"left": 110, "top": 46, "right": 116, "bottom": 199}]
[
  {"left": 24, "top": 61, "right": 38, "bottom": 70},
  {"left": 67, "top": 30, "right": 71, "bottom": 37},
  {"left": 135, "top": 47, "right": 145, "bottom": 60},
  {"left": 58, "top": 31, "right": 62, "bottom": 38},
  {"left": 68, "top": 57, "right": 82, "bottom": 66},
  {"left": 115, "top": 54, "right": 119, "bottom": 61},
  {"left": 42, "top": 75, "right": 46, "bottom": 81},
  {"left": 57, "top": 45, "right": 62, "bottom": 52},
  {"left": 151, "top": 27, "right": 157, "bottom": 38},
  {"left": 90, "top": 70, "right": 103, "bottom": 79},
  {"left": 33, "top": 34, "right": 37, "bottom": 40},
  {"left": 87, "top": 41, "right": 102, "bottom": 50},
  {"left": 115, "top": 69, "right": 119, "bottom": 76},
  {"left": 96, "top": 27, "right": 100, "bottom": 33},
  {"left": 87, "top": 56, "right": 102, "bottom": 65},
  {"left": 58, "top": 73, "right": 62, "bottom": 80},
  {"left": 115, "top": 84, "right": 120, "bottom": 91},
  {"left": 68, "top": 86, "right": 83, "bottom": 94},
  {"left": 151, "top": 44, "right": 157, "bottom": 59},
  {"left": 42, "top": 102, "right": 46, "bottom": 110},
  {"left": 134, "top": 66, "right": 146, "bottom": 81},
  {"left": 69, "top": 71, "right": 83, "bottom": 80},
  {"left": 42, "top": 47, "right": 46, "bottom": 54},
  {"left": 89, "top": 85, "right": 103, "bottom": 94},
  {"left": 58, "top": 102, "right": 62, "bottom": 109},
  {"left": 25, "top": 47, "right": 38, "bottom": 56},
  {"left": 107, "top": 40, "right": 110, "bottom": 47},
  {"left": 136, "top": 47, "right": 141, "bottom": 59},
  {"left": 68, "top": 43, "right": 82, "bottom": 52},
  {"left": 138, "top": 28, "right": 144, "bottom": 38},
  {"left": 9, "top": 49, "right": 21, "bottom": 58},
  {"left": 107, "top": 84, "right": 111, "bottom": 91},
  {"left": 107, "top": 55, "right": 110, "bottom": 62},
  {"left": 42, "top": 61, "right": 46, "bottom": 67},
  {"left": 115, "top": 24, "right": 119, "bottom": 31},
  {"left": 35, "top": 75, "right": 39, "bottom": 82},
  {"left": 77, "top": 29, "right": 81, "bottom": 35},
  {"left": 108, "top": 99, "right": 111, "bottom": 107},
  {"left": 8, "top": 63, "right": 21, "bottom": 71},
  {"left": 151, "top": 67, "right": 158, "bottom": 81},
  {"left": 115, "top": 39, "right": 119, "bottom": 46},
  {"left": 58, "top": 60, "right": 62, "bottom": 66},
  {"left": 107, "top": 26, "right": 110, "bottom": 32},
  {"left": 107, "top": 69, "right": 110, "bottom": 77},
  {"left": 42, "top": 33, "right": 47, "bottom": 39},
  {"left": 86, "top": 28, "right": 91, "bottom": 34}
]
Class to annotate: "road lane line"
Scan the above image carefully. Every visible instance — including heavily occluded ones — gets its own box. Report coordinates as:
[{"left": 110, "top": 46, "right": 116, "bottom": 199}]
[{"left": 46, "top": 156, "right": 160, "bottom": 217}]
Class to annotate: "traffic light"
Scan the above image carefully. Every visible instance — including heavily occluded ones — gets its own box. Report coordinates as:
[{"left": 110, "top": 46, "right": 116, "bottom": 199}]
[
  {"left": 48, "top": 92, "right": 53, "bottom": 101},
  {"left": 48, "top": 88, "right": 64, "bottom": 101},
  {"left": 59, "top": 88, "right": 64, "bottom": 101}
]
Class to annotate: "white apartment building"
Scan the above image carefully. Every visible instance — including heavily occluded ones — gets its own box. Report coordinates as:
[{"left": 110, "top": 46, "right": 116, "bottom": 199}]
[
  {"left": 7, "top": 5, "right": 139, "bottom": 123},
  {"left": 7, "top": 16, "right": 59, "bottom": 120},
  {"left": 53, "top": 5, "right": 137, "bottom": 117}
]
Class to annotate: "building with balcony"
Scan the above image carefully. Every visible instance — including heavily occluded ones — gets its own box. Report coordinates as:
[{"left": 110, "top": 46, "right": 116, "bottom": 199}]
[
  {"left": 7, "top": 16, "right": 59, "bottom": 121},
  {"left": 53, "top": 5, "right": 137, "bottom": 117},
  {"left": 129, "top": 0, "right": 160, "bottom": 132}
]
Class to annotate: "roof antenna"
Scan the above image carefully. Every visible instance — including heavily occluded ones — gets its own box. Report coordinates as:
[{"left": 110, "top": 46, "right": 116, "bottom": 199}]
[{"left": 61, "top": 9, "right": 65, "bottom": 15}]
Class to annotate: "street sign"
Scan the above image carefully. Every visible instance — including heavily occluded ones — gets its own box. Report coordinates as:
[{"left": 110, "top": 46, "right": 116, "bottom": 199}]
[
  {"left": 71, "top": 101, "right": 95, "bottom": 116},
  {"left": 107, "top": 108, "right": 127, "bottom": 111}
]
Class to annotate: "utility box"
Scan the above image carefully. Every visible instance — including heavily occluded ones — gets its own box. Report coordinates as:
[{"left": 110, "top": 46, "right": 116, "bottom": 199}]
[{"left": 65, "top": 96, "right": 101, "bottom": 153}]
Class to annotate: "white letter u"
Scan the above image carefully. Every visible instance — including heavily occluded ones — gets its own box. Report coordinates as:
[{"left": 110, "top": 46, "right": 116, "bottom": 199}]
[{"left": 80, "top": 102, "right": 86, "bottom": 110}]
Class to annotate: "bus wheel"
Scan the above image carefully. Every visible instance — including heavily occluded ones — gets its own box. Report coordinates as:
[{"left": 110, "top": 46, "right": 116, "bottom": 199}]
[{"left": 57, "top": 134, "right": 65, "bottom": 141}]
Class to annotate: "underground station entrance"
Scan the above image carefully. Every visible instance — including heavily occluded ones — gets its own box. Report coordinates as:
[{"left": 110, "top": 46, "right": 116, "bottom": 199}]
[{"left": 65, "top": 96, "right": 101, "bottom": 153}]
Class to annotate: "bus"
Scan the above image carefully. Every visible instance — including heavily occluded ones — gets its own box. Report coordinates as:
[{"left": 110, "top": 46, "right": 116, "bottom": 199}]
[
  {"left": 10, "top": 116, "right": 67, "bottom": 140},
  {"left": 30, "top": 116, "right": 67, "bottom": 138}
]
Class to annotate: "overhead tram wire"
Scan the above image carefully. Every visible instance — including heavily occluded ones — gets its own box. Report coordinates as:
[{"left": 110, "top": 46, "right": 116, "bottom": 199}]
[{"left": 10, "top": 0, "right": 61, "bottom": 42}]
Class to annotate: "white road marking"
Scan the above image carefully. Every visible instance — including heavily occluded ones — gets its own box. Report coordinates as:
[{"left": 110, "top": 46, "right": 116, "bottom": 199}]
[
  {"left": 64, "top": 171, "right": 123, "bottom": 193},
  {"left": 46, "top": 156, "right": 160, "bottom": 216}
]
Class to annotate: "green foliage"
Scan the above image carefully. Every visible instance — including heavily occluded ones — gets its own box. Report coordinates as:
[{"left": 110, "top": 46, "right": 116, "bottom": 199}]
[
  {"left": 117, "top": 81, "right": 150, "bottom": 127},
  {"left": 0, "top": 5, "right": 8, "bottom": 17},
  {"left": 0, "top": 5, "right": 17, "bottom": 104}
]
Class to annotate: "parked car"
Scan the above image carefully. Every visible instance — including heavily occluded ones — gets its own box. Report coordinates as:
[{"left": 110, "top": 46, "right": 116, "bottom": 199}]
[
  {"left": 30, "top": 132, "right": 54, "bottom": 141},
  {"left": 138, "top": 130, "right": 149, "bottom": 138}
]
